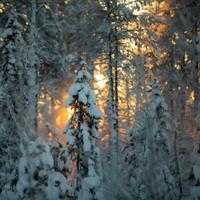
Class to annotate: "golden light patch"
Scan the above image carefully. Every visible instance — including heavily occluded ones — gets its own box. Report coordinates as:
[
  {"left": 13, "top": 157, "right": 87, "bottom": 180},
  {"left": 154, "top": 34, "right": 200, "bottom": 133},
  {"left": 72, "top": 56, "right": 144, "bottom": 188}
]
[
  {"left": 0, "top": 3, "right": 5, "bottom": 13},
  {"left": 44, "top": 3, "right": 51, "bottom": 10}
]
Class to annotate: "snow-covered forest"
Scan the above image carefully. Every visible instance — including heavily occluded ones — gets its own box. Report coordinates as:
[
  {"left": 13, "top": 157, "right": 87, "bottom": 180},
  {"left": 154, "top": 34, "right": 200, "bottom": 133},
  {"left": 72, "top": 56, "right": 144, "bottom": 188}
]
[{"left": 0, "top": 0, "right": 200, "bottom": 199}]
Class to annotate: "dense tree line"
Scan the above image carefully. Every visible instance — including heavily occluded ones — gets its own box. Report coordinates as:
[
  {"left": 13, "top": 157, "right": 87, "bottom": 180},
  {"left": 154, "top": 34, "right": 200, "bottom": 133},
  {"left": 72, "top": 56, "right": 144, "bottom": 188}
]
[{"left": 0, "top": 0, "right": 199, "bottom": 199}]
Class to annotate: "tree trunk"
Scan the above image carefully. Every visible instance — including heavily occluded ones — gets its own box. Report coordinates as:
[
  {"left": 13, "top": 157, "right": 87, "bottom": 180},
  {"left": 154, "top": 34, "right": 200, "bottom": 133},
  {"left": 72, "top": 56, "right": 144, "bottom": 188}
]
[
  {"left": 192, "top": 2, "right": 200, "bottom": 130},
  {"left": 25, "top": 0, "right": 39, "bottom": 138},
  {"left": 106, "top": 0, "right": 120, "bottom": 198},
  {"left": 125, "top": 75, "right": 130, "bottom": 126},
  {"left": 114, "top": 25, "right": 119, "bottom": 165}
]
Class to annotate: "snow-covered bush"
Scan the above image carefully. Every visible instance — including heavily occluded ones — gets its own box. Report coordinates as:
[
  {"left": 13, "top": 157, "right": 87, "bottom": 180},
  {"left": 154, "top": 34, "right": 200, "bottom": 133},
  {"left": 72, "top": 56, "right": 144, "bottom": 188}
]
[
  {"left": 0, "top": 137, "right": 71, "bottom": 200},
  {"left": 65, "top": 69, "right": 103, "bottom": 200},
  {"left": 16, "top": 137, "right": 54, "bottom": 199}
]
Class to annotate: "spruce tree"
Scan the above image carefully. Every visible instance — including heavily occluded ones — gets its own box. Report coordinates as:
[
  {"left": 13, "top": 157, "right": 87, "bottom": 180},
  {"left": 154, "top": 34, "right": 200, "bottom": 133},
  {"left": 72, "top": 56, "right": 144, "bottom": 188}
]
[
  {"left": 125, "top": 79, "right": 179, "bottom": 200},
  {"left": 146, "top": 79, "right": 179, "bottom": 200},
  {"left": 65, "top": 69, "right": 102, "bottom": 200},
  {"left": 0, "top": 10, "right": 26, "bottom": 190}
]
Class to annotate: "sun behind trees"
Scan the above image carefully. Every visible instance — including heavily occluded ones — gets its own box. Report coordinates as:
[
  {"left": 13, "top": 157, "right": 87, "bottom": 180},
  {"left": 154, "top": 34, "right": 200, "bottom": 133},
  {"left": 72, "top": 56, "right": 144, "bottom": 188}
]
[
  {"left": 0, "top": 0, "right": 200, "bottom": 199},
  {"left": 0, "top": 69, "right": 103, "bottom": 200}
]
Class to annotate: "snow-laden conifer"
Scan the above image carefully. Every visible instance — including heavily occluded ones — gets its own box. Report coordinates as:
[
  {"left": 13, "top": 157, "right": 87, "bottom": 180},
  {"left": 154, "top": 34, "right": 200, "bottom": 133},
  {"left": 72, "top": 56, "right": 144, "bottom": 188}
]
[
  {"left": 124, "top": 79, "right": 179, "bottom": 200},
  {"left": 0, "top": 10, "right": 26, "bottom": 191},
  {"left": 65, "top": 69, "right": 103, "bottom": 200}
]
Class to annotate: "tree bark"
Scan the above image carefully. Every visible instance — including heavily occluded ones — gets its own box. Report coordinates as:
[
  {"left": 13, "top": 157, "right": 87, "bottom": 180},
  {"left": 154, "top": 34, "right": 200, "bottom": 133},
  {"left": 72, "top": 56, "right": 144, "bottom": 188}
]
[{"left": 25, "top": 0, "right": 39, "bottom": 138}]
